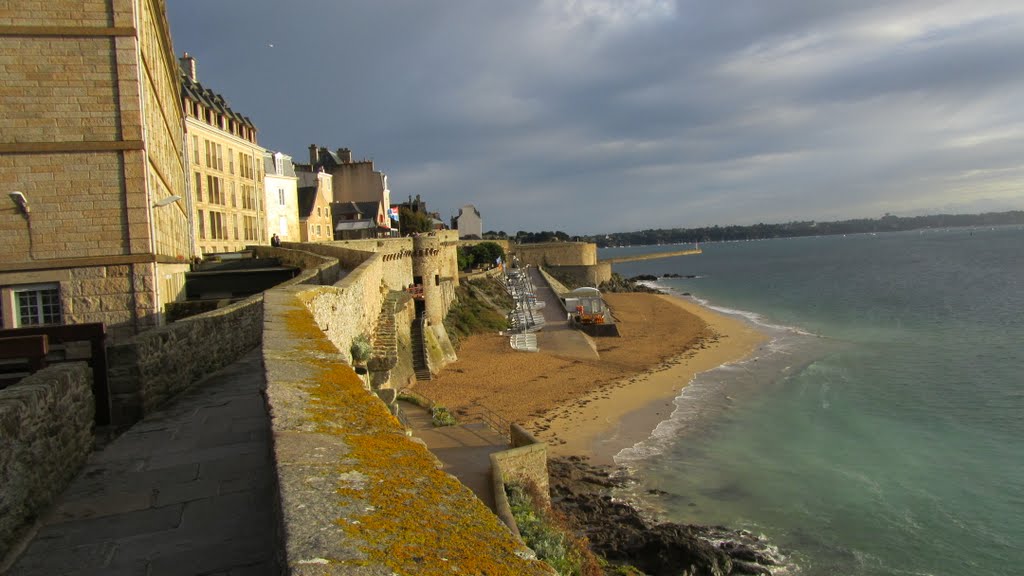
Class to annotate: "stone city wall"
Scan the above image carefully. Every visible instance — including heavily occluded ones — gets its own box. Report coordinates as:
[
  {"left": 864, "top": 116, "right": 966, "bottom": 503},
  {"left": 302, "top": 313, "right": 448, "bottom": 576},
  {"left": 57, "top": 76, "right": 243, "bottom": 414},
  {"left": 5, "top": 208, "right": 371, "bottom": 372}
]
[
  {"left": 284, "top": 238, "right": 413, "bottom": 292},
  {"left": 106, "top": 296, "right": 264, "bottom": 424},
  {"left": 260, "top": 285, "right": 553, "bottom": 575},
  {"left": 491, "top": 424, "right": 550, "bottom": 538},
  {"left": 0, "top": 363, "right": 94, "bottom": 558},
  {"left": 546, "top": 262, "right": 613, "bottom": 288},
  {"left": 513, "top": 242, "right": 597, "bottom": 267},
  {"left": 105, "top": 247, "right": 338, "bottom": 425}
]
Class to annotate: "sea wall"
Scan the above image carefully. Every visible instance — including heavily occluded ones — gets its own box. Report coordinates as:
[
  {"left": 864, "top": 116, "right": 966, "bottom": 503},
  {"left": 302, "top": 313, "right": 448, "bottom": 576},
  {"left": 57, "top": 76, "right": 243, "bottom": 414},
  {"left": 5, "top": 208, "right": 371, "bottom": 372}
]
[
  {"left": 0, "top": 363, "right": 93, "bottom": 558},
  {"left": 260, "top": 284, "right": 553, "bottom": 575},
  {"left": 491, "top": 424, "right": 550, "bottom": 537}
]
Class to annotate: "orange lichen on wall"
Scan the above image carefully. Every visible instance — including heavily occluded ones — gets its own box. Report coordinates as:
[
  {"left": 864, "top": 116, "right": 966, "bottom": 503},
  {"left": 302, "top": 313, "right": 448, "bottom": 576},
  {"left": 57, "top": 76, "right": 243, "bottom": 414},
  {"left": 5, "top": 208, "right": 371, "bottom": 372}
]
[{"left": 281, "top": 299, "right": 551, "bottom": 575}]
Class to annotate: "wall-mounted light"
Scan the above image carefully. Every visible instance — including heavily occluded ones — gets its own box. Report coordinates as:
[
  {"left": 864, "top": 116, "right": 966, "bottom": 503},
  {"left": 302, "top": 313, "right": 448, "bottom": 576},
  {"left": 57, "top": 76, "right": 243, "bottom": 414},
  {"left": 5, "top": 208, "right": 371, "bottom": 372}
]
[
  {"left": 153, "top": 195, "right": 182, "bottom": 208},
  {"left": 8, "top": 191, "right": 29, "bottom": 215}
]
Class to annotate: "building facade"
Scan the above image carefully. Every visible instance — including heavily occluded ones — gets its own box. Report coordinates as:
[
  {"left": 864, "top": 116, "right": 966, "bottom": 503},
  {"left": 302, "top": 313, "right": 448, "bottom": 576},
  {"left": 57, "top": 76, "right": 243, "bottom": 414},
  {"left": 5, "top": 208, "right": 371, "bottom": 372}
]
[
  {"left": 453, "top": 204, "right": 483, "bottom": 239},
  {"left": 297, "top": 171, "right": 334, "bottom": 243},
  {"left": 0, "top": 0, "right": 190, "bottom": 340},
  {"left": 180, "top": 54, "right": 266, "bottom": 256},
  {"left": 298, "top": 146, "right": 393, "bottom": 235},
  {"left": 264, "top": 151, "right": 299, "bottom": 242}
]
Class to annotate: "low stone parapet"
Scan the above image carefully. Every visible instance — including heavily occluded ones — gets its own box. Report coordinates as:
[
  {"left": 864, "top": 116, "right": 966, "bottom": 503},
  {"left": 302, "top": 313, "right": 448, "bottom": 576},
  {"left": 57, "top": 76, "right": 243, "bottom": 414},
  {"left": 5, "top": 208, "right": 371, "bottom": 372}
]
[
  {"left": 491, "top": 424, "right": 550, "bottom": 537},
  {"left": 0, "top": 363, "right": 93, "bottom": 558}
]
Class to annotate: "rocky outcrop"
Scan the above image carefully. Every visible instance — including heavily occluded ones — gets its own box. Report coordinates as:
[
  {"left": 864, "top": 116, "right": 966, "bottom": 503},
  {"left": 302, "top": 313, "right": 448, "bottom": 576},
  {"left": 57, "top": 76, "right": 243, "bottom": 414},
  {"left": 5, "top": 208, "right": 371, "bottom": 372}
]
[{"left": 548, "top": 457, "right": 785, "bottom": 576}]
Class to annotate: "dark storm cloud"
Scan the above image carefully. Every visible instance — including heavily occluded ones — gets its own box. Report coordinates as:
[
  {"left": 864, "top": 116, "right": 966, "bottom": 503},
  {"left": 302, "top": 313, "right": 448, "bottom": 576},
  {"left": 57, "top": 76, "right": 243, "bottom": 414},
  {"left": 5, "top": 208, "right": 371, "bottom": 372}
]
[{"left": 166, "top": 1, "right": 1024, "bottom": 235}]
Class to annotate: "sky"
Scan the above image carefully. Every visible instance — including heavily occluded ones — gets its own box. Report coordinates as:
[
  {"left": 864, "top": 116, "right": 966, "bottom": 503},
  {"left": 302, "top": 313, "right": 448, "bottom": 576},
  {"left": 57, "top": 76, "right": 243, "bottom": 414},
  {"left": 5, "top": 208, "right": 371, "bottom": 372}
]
[{"left": 165, "top": 1, "right": 1024, "bottom": 236}]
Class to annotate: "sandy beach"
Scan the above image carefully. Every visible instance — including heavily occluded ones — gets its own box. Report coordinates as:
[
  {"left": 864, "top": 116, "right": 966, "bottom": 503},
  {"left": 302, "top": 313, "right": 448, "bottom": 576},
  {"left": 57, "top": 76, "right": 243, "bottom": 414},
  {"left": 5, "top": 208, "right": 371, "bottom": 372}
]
[{"left": 414, "top": 292, "right": 767, "bottom": 466}]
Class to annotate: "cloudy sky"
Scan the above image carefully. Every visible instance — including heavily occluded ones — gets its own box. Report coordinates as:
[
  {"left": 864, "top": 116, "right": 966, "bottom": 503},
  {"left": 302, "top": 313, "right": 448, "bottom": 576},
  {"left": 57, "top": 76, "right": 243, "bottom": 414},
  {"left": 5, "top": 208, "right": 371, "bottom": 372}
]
[{"left": 166, "top": 1, "right": 1024, "bottom": 235}]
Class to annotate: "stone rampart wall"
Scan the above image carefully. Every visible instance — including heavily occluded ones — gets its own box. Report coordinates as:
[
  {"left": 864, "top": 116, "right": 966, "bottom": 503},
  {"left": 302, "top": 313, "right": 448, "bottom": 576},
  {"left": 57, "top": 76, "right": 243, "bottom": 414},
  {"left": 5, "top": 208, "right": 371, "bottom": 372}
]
[
  {"left": 491, "top": 424, "right": 550, "bottom": 537},
  {"left": 298, "top": 254, "right": 391, "bottom": 365},
  {"left": 283, "top": 239, "right": 412, "bottom": 292},
  {"left": 104, "top": 246, "right": 338, "bottom": 425},
  {"left": 513, "top": 242, "right": 597, "bottom": 267},
  {"left": 260, "top": 285, "right": 552, "bottom": 575},
  {"left": 0, "top": 363, "right": 94, "bottom": 558},
  {"left": 107, "top": 296, "right": 265, "bottom": 424},
  {"left": 547, "top": 262, "right": 613, "bottom": 288}
]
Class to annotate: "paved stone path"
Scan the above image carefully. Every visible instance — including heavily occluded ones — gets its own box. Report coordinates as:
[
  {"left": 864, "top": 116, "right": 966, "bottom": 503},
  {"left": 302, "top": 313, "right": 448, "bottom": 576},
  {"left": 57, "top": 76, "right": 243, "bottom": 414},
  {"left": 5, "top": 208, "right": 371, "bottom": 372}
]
[
  {"left": 6, "top": 348, "right": 280, "bottom": 576},
  {"left": 400, "top": 401, "right": 507, "bottom": 511}
]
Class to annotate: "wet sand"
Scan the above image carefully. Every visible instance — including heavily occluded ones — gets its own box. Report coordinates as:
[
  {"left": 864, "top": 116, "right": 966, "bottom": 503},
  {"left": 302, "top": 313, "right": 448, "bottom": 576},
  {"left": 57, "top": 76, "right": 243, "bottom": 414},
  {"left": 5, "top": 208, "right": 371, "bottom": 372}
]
[{"left": 413, "top": 292, "right": 767, "bottom": 466}]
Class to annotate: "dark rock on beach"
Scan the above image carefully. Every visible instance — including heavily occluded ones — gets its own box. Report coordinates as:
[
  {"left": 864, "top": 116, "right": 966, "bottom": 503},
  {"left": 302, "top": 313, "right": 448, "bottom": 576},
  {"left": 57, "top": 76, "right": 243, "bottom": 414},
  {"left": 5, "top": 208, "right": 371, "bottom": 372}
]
[{"left": 548, "top": 457, "right": 785, "bottom": 576}]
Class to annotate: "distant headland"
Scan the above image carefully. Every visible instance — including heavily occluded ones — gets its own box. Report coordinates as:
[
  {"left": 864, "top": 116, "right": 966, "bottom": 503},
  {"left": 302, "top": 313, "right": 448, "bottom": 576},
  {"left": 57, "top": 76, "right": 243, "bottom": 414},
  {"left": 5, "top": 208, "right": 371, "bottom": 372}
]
[{"left": 584, "top": 210, "right": 1024, "bottom": 247}]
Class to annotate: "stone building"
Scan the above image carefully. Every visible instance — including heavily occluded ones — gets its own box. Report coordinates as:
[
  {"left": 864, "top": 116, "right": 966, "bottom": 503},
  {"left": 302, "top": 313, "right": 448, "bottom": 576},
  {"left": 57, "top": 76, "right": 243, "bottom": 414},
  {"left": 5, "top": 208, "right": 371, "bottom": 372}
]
[
  {"left": 0, "top": 0, "right": 191, "bottom": 340},
  {"left": 297, "top": 170, "right": 334, "bottom": 242},
  {"left": 264, "top": 151, "right": 299, "bottom": 242},
  {"left": 180, "top": 53, "right": 267, "bottom": 255},
  {"left": 297, "top": 146, "right": 393, "bottom": 236},
  {"left": 453, "top": 204, "right": 483, "bottom": 238}
]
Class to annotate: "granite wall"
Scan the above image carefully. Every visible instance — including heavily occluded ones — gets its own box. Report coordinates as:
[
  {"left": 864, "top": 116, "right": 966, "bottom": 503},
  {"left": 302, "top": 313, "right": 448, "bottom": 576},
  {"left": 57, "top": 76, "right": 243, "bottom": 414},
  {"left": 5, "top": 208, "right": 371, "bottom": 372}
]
[{"left": 0, "top": 363, "right": 94, "bottom": 558}]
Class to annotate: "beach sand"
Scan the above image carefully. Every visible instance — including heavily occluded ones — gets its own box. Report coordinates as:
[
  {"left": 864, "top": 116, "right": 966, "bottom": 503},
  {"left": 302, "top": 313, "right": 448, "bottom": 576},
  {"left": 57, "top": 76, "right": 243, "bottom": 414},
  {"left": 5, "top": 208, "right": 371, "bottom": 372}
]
[{"left": 413, "top": 292, "right": 767, "bottom": 466}]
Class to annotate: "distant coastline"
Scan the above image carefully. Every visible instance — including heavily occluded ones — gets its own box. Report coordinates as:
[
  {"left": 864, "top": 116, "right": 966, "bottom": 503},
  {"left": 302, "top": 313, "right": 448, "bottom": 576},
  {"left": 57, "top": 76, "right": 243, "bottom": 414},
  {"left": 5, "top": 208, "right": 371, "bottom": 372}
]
[{"left": 585, "top": 209, "right": 1024, "bottom": 247}]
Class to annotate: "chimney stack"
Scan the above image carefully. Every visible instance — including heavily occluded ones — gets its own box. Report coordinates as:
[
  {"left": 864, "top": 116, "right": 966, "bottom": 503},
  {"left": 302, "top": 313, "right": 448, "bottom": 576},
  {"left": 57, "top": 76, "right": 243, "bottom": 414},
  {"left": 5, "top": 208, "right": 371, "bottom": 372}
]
[
  {"left": 337, "top": 148, "right": 353, "bottom": 163},
  {"left": 179, "top": 52, "right": 197, "bottom": 81},
  {"left": 309, "top": 144, "right": 320, "bottom": 166}
]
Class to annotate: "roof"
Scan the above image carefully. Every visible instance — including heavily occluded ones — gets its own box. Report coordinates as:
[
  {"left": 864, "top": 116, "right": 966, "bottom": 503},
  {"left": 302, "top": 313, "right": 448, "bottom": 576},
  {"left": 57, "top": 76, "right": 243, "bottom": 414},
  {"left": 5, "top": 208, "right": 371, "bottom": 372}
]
[
  {"left": 334, "top": 201, "right": 380, "bottom": 217},
  {"left": 264, "top": 151, "right": 296, "bottom": 178},
  {"left": 335, "top": 220, "right": 375, "bottom": 231},
  {"left": 180, "top": 72, "right": 256, "bottom": 131},
  {"left": 297, "top": 186, "right": 318, "bottom": 218}
]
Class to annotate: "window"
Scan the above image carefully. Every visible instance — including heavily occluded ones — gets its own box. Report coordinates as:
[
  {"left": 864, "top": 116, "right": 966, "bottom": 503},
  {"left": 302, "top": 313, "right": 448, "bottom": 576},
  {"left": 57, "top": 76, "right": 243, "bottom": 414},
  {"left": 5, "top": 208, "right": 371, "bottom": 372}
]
[
  {"left": 228, "top": 148, "right": 234, "bottom": 174},
  {"left": 316, "top": 224, "right": 321, "bottom": 237},
  {"left": 231, "top": 182, "right": 236, "bottom": 207},
  {"left": 198, "top": 209, "right": 205, "bottom": 238},
  {"left": 13, "top": 284, "right": 62, "bottom": 326},
  {"left": 194, "top": 172, "right": 202, "bottom": 202},
  {"left": 205, "top": 139, "right": 211, "bottom": 168},
  {"left": 278, "top": 188, "right": 285, "bottom": 205},
  {"left": 234, "top": 214, "right": 239, "bottom": 240},
  {"left": 215, "top": 144, "right": 223, "bottom": 171},
  {"left": 275, "top": 155, "right": 284, "bottom": 175},
  {"left": 191, "top": 135, "right": 199, "bottom": 164}
]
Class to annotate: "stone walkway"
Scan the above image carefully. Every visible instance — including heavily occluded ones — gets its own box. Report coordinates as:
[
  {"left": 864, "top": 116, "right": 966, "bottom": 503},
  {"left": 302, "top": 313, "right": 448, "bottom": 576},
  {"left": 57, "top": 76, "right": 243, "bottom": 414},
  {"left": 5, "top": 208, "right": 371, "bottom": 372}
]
[
  {"left": 400, "top": 401, "right": 507, "bottom": 511},
  {"left": 5, "top": 348, "right": 281, "bottom": 576}
]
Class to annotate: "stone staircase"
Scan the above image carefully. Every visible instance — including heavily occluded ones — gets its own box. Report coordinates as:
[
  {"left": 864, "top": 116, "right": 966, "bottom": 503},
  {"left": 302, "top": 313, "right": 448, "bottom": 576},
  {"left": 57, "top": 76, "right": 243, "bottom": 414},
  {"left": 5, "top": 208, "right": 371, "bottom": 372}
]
[
  {"left": 411, "top": 314, "right": 431, "bottom": 381},
  {"left": 370, "top": 292, "right": 402, "bottom": 372}
]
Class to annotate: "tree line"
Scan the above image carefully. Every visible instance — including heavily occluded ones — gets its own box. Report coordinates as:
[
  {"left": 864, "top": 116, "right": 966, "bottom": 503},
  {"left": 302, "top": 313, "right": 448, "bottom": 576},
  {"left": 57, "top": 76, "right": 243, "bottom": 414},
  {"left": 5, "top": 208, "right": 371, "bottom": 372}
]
[{"left": 581, "top": 210, "right": 1024, "bottom": 247}]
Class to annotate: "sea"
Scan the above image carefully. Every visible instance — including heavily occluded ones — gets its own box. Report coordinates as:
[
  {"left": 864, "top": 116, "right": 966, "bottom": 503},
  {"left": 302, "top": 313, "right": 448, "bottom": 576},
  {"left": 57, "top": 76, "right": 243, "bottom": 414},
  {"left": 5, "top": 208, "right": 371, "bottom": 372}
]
[{"left": 603, "top": 226, "right": 1024, "bottom": 576}]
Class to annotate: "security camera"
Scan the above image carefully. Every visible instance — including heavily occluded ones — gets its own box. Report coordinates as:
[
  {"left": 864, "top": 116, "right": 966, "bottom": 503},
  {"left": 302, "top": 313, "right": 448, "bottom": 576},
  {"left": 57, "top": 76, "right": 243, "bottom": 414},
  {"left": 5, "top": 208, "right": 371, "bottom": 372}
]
[{"left": 8, "top": 191, "right": 29, "bottom": 215}]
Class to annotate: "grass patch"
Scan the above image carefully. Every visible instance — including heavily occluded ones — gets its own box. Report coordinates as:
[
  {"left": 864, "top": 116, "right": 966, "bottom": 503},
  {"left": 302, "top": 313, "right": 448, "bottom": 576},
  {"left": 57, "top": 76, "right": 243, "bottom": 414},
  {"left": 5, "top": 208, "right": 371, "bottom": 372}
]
[{"left": 444, "top": 277, "right": 513, "bottom": 347}]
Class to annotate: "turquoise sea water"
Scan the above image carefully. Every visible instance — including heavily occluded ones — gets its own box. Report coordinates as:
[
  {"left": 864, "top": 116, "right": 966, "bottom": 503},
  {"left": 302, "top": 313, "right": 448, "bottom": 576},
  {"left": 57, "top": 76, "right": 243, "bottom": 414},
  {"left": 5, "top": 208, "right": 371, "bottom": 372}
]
[{"left": 604, "top": 227, "right": 1024, "bottom": 576}]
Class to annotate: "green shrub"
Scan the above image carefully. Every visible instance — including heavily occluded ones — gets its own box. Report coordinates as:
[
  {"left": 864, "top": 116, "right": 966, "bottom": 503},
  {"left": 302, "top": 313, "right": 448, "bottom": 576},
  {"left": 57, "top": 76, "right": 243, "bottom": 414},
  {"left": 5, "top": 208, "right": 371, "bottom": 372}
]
[
  {"left": 506, "top": 483, "right": 602, "bottom": 576},
  {"left": 350, "top": 334, "right": 373, "bottom": 363},
  {"left": 431, "top": 405, "right": 457, "bottom": 427}
]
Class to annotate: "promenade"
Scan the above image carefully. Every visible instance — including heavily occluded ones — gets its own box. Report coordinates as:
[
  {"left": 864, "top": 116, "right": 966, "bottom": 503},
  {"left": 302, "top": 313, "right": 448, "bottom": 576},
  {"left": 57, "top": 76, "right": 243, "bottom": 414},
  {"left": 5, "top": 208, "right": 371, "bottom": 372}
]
[{"left": 4, "top": 348, "right": 280, "bottom": 576}]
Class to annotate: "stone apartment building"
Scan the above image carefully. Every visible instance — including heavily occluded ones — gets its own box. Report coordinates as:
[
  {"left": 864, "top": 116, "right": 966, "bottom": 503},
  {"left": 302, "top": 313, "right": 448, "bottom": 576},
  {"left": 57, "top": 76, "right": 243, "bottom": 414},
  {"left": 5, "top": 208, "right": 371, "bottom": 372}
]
[
  {"left": 180, "top": 54, "right": 267, "bottom": 255},
  {"left": 297, "top": 170, "right": 334, "bottom": 242},
  {"left": 453, "top": 204, "right": 483, "bottom": 238},
  {"left": 297, "top": 146, "right": 393, "bottom": 236},
  {"left": 264, "top": 151, "right": 300, "bottom": 242},
  {"left": 0, "top": 0, "right": 191, "bottom": 340}
]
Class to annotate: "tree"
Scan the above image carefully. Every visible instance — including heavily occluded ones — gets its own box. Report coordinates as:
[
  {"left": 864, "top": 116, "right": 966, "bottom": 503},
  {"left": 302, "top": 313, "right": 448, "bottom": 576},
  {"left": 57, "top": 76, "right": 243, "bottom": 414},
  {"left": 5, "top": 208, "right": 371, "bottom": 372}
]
[{"left": 398, "top": 206, "right": 433, "bottom": 235}]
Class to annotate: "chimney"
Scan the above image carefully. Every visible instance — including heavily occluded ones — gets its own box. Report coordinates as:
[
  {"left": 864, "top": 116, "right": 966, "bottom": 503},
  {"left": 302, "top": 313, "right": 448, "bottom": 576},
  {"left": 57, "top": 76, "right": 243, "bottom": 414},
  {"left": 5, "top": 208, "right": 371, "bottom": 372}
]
[
  {"left": 309, "top": 144, "right": 320, "bottom": 166},
  {"left": 179, "top": 52, "right": 197, "bottom": 81},
  {"left": 337, "top": 148, "right": 353, "bottom": 163}
]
